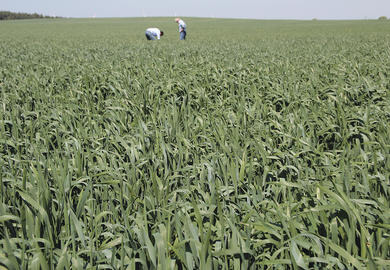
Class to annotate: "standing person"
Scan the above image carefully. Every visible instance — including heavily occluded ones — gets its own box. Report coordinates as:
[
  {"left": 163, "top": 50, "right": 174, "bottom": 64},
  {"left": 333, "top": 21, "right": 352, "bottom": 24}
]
[
  {"left": 175, "top": 18, "right": 187, "bottom": 40},
  {"left": 145, "top": 28, "right": 164, "bottom": 40}
]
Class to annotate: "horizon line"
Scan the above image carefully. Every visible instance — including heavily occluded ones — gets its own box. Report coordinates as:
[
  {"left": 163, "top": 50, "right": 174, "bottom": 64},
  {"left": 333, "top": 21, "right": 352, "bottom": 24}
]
[{"left": 1, "top": 10, "right": 387, "bottom": 21}]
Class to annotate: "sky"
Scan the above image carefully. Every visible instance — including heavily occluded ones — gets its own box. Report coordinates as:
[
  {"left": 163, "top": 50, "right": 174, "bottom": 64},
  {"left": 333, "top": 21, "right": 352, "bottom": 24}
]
[{"left": 1, "top": 0, "right": 390, "bottom": 20}]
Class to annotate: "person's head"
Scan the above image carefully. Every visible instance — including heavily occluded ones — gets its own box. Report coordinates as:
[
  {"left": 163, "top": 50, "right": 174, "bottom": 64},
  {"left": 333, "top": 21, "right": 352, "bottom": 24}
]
[
  {"left": 175, "top": 18, "right": 180, "bottom": 23},
  {"left": 160, "top": 31, "right": 164, "bottom": 36}
]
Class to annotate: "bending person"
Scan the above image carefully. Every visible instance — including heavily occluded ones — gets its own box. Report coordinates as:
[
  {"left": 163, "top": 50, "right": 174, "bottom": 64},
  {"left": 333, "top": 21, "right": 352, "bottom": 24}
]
[
  {"left": 145, "top": 28, "right": 164, "bottom": 40},
  {"left": 175, "top": 18, "right": 187, "bottom": 40}
]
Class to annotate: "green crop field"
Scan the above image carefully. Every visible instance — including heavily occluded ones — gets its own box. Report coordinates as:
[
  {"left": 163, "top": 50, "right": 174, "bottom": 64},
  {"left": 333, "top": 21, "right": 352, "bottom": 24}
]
[{"left": 0, "top": 17, "right": 389, "bottom": 269}]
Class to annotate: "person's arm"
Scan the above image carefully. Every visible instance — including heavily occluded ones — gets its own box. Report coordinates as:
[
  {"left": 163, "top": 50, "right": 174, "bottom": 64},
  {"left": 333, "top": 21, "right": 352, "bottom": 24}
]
[{"left": 157, "top": 32, "right": 161, "bottom": 39}]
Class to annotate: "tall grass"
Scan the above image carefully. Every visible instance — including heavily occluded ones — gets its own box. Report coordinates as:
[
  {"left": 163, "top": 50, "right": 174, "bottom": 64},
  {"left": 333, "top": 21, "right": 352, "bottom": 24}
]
[{"left": 0, "top": 18, "right": 389, "bottom": 269}]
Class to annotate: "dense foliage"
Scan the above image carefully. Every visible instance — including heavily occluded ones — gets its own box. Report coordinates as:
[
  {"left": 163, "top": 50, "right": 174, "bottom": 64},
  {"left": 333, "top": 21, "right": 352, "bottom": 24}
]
[
  {"left": 0, "top": 11, "right": 59, "bottom": 20},
  {"left": 0, "top": 18, "right": 389, "bottom": 269}
]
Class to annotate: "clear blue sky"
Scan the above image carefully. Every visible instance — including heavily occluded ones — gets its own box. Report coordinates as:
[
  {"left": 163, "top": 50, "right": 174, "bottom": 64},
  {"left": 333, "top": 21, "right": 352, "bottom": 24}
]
[{"left": 2, "top": 0, "right": 389, "bottom": 20}]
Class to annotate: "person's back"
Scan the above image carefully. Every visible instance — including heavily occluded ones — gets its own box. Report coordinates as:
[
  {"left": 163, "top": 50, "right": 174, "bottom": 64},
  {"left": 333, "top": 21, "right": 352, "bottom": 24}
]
[{"left": 145, "top": 28, "right": 164, "bottom": 40}]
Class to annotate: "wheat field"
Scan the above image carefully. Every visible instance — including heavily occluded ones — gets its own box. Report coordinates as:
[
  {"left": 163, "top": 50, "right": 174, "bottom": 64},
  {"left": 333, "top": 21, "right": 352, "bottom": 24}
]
[{"left": 0, "top": 17, "right": 389, "bottom": 269}]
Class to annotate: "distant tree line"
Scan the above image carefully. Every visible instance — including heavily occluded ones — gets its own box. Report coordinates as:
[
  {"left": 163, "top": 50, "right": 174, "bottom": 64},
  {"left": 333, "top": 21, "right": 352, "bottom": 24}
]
[{"left": 0, "top": 11, "right": 61, "bottom": 20}]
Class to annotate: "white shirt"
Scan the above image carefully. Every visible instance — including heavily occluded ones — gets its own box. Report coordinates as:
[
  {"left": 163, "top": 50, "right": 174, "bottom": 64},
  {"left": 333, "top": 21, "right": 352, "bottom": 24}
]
[
  {"left": 178, "top": 20, "right": 186, "bottom": 32},
  {"left": 146, "top": 28, "right": 161, "bottom": 39}
]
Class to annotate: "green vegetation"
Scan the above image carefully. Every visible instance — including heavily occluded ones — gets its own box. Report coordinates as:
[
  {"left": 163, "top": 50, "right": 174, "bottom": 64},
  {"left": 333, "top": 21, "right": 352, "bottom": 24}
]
[
  {"left": 0, "top": 17, "right": 389, "bottom": 269},
  {"left": 0, "top": 11, "right": 60, "bottom": 20}
]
